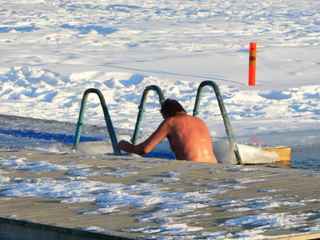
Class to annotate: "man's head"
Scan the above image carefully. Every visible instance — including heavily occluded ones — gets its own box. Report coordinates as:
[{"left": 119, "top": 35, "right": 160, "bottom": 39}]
[{"left": 160, "top": 99, "right": 186, "bottom": 118}]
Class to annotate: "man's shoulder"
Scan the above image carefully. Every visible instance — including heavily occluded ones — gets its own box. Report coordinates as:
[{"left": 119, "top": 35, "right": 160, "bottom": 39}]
[
  {"left": 183, "top": 114, "right": 208, "bottom": 127},
  {"left": 168, "top": 114, "right": 200, "bottom": 123}
]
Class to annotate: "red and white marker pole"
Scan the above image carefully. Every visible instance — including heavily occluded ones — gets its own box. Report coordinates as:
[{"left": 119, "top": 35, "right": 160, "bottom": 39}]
[{"left": 248, "top": 42, "right": 256, "bottom": 87}]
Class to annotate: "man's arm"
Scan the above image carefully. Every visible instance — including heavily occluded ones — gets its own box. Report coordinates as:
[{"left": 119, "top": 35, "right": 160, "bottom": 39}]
[{"left": 119, "top": 120, "right": 170, "bottom": 156}]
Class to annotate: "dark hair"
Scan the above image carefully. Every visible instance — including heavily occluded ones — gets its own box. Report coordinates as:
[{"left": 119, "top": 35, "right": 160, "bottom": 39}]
[{"left": 160, "top": 99, "right": 186, "bottom": 117}]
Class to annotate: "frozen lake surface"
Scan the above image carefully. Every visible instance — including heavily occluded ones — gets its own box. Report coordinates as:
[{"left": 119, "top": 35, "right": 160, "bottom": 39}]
[{"left": 0, "top": 0, "right": 320, "bottom": 137}]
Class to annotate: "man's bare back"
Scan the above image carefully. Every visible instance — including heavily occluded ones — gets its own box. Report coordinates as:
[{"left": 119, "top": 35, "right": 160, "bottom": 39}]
[
  {"left": 119, "top": 99, "right": 217, "bottom": 164},
  {"left": 164, "top": 113, "right": 217, "bottom": 163}
]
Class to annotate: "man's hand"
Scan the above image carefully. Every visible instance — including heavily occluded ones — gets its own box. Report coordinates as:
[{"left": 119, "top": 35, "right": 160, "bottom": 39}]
[{"left": 118, "top": 140, "right": 133, "bottom": 153}]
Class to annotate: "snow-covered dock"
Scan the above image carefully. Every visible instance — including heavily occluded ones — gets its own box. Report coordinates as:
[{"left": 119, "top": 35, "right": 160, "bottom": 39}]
[{"left": 0, "top": 149, "right": 320, "bottom": 239}]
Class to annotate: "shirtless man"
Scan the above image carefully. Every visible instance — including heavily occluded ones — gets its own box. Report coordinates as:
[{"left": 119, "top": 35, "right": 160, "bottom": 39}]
[{"left": 118, "top": 99, "right": 217, "bottom": 164}]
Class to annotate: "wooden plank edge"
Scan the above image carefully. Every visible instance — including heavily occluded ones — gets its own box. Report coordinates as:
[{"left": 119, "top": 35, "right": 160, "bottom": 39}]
[{"left": 268, "top": 232, "right": 320, "bottom": 240}]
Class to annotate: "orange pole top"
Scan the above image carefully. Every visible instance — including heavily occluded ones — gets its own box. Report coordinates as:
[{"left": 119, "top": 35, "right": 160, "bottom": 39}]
[{"left": 248, "top": 42, "right": 256, "bottom": 87}]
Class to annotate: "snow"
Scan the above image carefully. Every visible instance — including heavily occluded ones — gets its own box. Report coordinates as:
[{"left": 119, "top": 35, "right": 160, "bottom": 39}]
[
  {"left": 0, "top": 156, "right": 67, "bottom": 172},
  {"left": 223, "top": 212, "right": 314, "bottom": 230},
  {"left": 0, "top": 0, "right": 319, "bottom": 137},
  {"left": 82, "top": 226, "right": 106, "bottom": 233},
  {"left": 0, "top": 168, "right": 228, "bottom": 224},
  {"left": 0, "top": 156, "right": 139, "bottom": 178}
]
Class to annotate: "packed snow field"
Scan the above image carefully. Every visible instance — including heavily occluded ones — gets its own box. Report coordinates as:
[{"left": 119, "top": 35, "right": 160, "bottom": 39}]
[{"left": 0, "top": 0, "right": 320, "bottom": 137}]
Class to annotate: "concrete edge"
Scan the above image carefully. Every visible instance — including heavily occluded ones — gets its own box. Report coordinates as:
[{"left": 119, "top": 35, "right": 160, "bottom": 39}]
[{"left": 0, "top": 217, "right": 138, "bottom": 240}]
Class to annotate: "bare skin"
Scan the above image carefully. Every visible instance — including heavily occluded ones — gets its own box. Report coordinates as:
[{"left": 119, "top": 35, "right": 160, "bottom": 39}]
[{"left": 119, "top": 112, "right": 217, "bottom": 164}]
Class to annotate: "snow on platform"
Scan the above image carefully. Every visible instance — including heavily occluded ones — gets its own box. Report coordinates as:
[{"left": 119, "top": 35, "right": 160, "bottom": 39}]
[{"left": 0, "top": 149, "right": 320, "bottom": 239}]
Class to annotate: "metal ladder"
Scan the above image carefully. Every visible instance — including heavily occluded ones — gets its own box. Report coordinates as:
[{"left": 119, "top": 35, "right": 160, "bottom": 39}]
[
  {"left": 131, "top": 85, "right": 165, "bottom": 144},
  {"left": 73, "top": 88, "right": 121, "bottom": 155},
  {"left": 73, "top": 86, "right": 165, "bottom": 155},
  {"left": 193, "top": 80, "right": 241, "bottom": 164}
]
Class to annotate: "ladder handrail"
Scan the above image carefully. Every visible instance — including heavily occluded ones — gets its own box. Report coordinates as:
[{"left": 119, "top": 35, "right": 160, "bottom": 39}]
[
  {"left": 193, "top": 80, "right": 241, "bottom": 164},
  {"left": 73, "top": 88, "right": 121, "bottom": 155},
  {"left": 131, "top": 85, "right": 165, "bottom": 144}
]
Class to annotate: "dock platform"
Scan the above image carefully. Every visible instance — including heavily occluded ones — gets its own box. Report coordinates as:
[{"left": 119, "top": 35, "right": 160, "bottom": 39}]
[{"left": 0, "top": 149, "right": 319, "bottom": 239}]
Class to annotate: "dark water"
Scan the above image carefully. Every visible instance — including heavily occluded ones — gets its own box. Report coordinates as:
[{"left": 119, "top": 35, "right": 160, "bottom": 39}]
[{"left": 0, "top": 127, "right": 176, "bottom": 158}]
